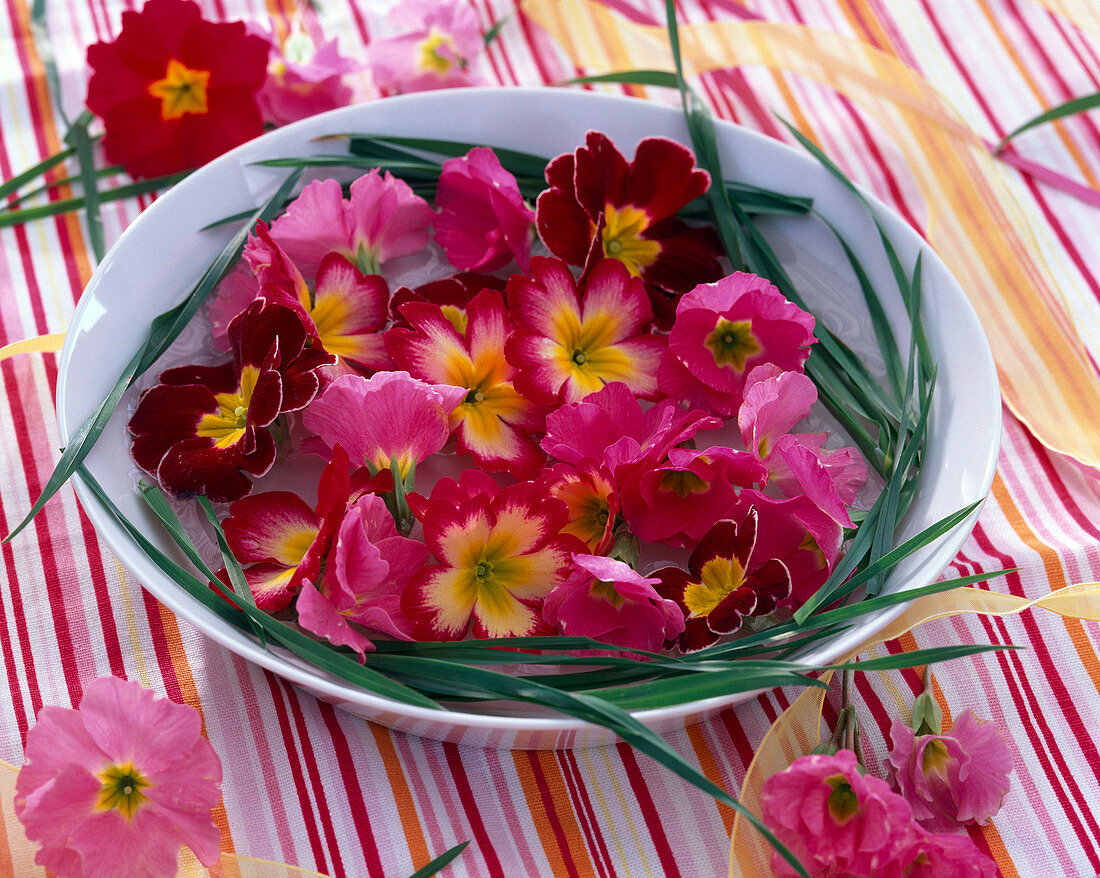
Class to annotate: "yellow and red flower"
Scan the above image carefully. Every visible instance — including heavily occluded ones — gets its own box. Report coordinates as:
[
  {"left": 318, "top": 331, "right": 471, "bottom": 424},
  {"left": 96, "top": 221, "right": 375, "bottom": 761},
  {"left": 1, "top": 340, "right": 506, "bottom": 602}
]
[
  {"left": 535, "top": 131, "right": 723, "bottom": 308},
  {"left": 403, "top": 471, "right": 582, "bottom": 640},
  {"left": 505, "top": 256, "right": 665, "bottom": 404},
  {"left": 129, "top": 300, "right": 333, "bottom": 501},
  {"left": 386, "top": 289, "right": 547, "bottom": 479},
  {"left": 85, "top": 0, "right": 270, "bottom": 178}
]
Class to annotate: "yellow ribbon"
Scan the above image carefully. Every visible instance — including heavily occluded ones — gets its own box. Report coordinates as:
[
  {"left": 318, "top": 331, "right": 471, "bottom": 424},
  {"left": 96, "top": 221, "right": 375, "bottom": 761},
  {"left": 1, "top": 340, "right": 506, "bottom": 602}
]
[
  {"left": 727, "top": 582, "right": 1100, "bottom": 875},
  {"left": 0, "top": 332, "right": 65, "bottom": 362},
  {"left": 0, "top": 760, "right": 329, "bottom": 877},
  {"left": 522, "top": 0, "right": 1100, "bottom": 469}
]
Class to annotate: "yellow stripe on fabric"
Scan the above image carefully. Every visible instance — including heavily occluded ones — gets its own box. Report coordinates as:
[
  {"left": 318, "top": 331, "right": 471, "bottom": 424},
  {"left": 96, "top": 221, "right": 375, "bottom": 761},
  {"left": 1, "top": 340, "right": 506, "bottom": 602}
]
[
  {"left": 366, "top": 723, "right": 430, "bottom": 868},
  {"left": 522, "top": 0, "right": 1100, "bottom": 469},
  {"left": 576, "top": 748, "right": 637, "bottom": 877},
  {"left": 728, "top": 582, "right": 1100, "bottom": 873},
  {"left": 595, "top": 746, "right": 655, "bottom": 877},
  {"left": 0, "top": 332, "right": 65, "bottom": 362},
  {"left": 1034, "top": 0, "right": 1100, "bottom": 41}
]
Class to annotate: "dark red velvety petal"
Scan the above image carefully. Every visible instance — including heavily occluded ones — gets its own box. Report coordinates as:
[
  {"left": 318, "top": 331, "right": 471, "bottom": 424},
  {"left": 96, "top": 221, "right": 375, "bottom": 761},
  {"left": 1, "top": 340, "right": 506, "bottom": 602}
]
[
  {"left": 641, "top": 220, "right": 724, "bottom": 295},
  {"left": 626, "top": 137, "right": 711, "bottom": 222},
  {"left": 688, "top": 514, "right": 757, "bottom": 579},
  {"left": 158, "top": 361, "right": 237, "bottom": 392},
  {"left": 707, "top": 587, "right": 757, "bottom": 635},
  {"left": 650, "top": 565, "right": 692, "bottom": 605},
  {"left": 746, "top": 557, "right": 793, "bottom": 615},
  {"left": 155, "top": 429, "right": 276, "bottom": 501},
  {"left": 679, "top": 616, "right": 719, "bottom": 652},
  {"left": 574, "top": 131, "right": 627, "bottom": 217},
  {"left": 129, "top": 383, "right": 217, "bottom": 472},
  {"left": 536, "top": 187, "right": 594, "bottom": 266}
]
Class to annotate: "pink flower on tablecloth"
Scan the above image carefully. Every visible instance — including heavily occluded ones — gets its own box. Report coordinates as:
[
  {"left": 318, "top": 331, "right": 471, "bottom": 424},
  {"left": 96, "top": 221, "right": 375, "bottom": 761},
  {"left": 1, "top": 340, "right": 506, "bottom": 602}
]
[
  {"left": 761, "top": 749, "right": 916, "bottom": 877},
  {"left": 893, "top": 826, "right": 998, "bottom": 878},
  {"left": 255, "top": 17, "right": 357, "bottom": 126},
  {"left": 543, "top": 554, "right": 684, "bottom": 652},
  {"left": 268, "top": 171, "right": 434, "bottom": 278},
  {"left": 886, "top": 712, "right": 1014, "bottom": 832},
  {"left": 366, "top": 0, "right": 487, "bottom": 94},
  {"left": 435, "top": 147, "right": 535, "bottom": 272},
  {"left": 14, "top": 676, "right": 222, "bottom": 878}
]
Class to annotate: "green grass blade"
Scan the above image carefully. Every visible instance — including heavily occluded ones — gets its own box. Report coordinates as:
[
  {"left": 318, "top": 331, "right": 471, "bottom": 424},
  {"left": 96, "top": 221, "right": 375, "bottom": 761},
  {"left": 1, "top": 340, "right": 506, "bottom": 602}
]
[
  {"left": 65, "top": 113, "right": 105, "bottom": 262},
  {"left": 345, "top": 135, "right": 550, "bottom": 179},
  {"left": 483, "top": 14, "right": 508, "bottom": 46},
  {"left": 138, "top": 484, "right": 221, "bottom": 584},
  {"left": 590, "top": 670, "right": 826, "bottom": 710},
  {"left": 560, "top": 70, "right": 680, "bottom": 88},
  {"left": 408, "top": 841, "right": 471, "bottom": 878},
  {"left": 827, "top": 643, "right": 1019, "bottom": 672},
  {"left": 995, "top": 92, "right": 1100, "bottom": 152},
  {"left": 0, "top": 147, "right": 76, "bottom": 202},
  {"left": 3, "top": 169, "right": 301, "bottom": 543},
  {"left": 197, "top": 496, "right": 267, "bottom": 646},
  {"left": 31, "top": 0, "right": 69, "bottom": 128}
]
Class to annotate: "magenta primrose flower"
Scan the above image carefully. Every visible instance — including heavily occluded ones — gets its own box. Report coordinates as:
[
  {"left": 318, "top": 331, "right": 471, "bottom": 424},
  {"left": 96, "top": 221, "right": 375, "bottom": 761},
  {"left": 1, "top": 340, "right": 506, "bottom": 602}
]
[
  {"left": 506, "top": 256, "right": 666, "bottom": 404},
  {"left": 761, "top": 749, "right": 916, "bottom": 877},
  {"left": 403, "top": 470, "right": 583, "bottom": 639},
  {"left": 14, "top": 676, "right": 222, "bottom": 878},
  {"left": 389, "top": 272, "right": 507, "bottom": 332},
  {"left": 268, "top": 171, "right": 435, "bottom": 278},
  {"left": 366, "top": 0, "right": 486, "bottom": 94},
  {"left": 543, "top": 554, "right": 685, "bottom": 653},
  {"left": 435, "top": 147, "right": 535, "bottom": 272},
  {"left": 886, "top": 712, "right": 1014, "bottom": 832},
  {"left": 540, "top": 461, "right": 618, "bottom": 554},
  {"left": 302, "top": 371, "right": 465, "bottom": 478},
  {"left": 894, "top": 826, "right": 997, "bottom": 878},
  {"left": 658, "top": 272, "right": 817, "bottom": 417},
  {"left": 255, "top": 17, "right": 357, "bottom": 126}
]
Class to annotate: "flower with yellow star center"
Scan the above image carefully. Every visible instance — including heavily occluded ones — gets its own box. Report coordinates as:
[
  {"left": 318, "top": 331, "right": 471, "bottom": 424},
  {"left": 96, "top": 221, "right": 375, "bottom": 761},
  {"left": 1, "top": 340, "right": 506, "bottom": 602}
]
[{"left": 147, "top": 58, "right": 211, "bottom": 120}]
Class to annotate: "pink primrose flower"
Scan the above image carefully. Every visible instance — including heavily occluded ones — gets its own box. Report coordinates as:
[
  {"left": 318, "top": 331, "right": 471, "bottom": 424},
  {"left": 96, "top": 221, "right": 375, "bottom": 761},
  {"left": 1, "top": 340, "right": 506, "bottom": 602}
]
[
  {"left": 255, "top": 17, "right": 357, "bottom": 126},
  {"left": 129, "top": 300, "right": 333, "bottom": 502},
  {"left": 297, "top": 492, "right": 428, "bottom": 656},
  {"left": 651, "top": 510, "right": 791, "bottom": 651},
  {"left": 506, "top": 256, "right": 666, "bottom": 404},
  {"left": 890, "top": 825, "right": 997, "bottom": 878},
  {"left": 387, "top": 289, "right": 548, "bottom": 479},
  {"left": 886, "top": 712, "right": 1013, "bottom": 832},
  {"left": 540, "top": 462, "right": 618, "bottom": 554},
  {"left": 435, "top": 147, "right": 535, "bottom": 272},
  {"left": 302, "top": 371, "right": 465, "bottom": 477},
  {"left": 658, "top": 272, "right": 817, "bottom": 417},
  {"left": 269, "top": 171, "right": 434, "bottom": 278},
  {"left": 540, "top": 381, "right": 720, "bottom": 487},
  {"left": 366, "top": 0, "right": 487, "bottom": 94},
  {"left": 761, "top": 749, "right": 916, "bottom": 878},
  {"left": 543, "top": 554, "right": 685, "bottom": 652},
  {"left": 403, "top": 471, "right": 583, "bottom": 639},
  {"left": 14, "top": 676, "right": 222, "bottom": 878},
  {"left": 618, "top": 446, "right": 767, "bottom": 547},
  {"left": 536, "top": 131, "right": 722, "bottom": 315}
]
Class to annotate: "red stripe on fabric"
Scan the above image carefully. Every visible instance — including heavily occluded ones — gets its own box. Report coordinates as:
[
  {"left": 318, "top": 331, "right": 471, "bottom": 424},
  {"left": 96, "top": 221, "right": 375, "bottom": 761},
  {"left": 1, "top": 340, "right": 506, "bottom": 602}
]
[
  {"left": 559, "top": 750, "right": 613, "bottom": 878},
  {"left": 74, "top": 503, "right": 127, "bottom": 678},
  {"left": 441, "top": 742, "right": 506, "bottom": 877},
  {"left": 718, "top": 705, "right": 759, "bottom": 770},
  {"left": 522, "top": 752, "right": 581, "bottom": 878},
  {"left": 512, "top": 0, "right": 557, "bottom": 84},
  {"left": 0, "top": 478, "right": 39, "bottom": 740},
  {"left": 474, "top": 0, "right": 518, "bottom": 86},
  {"left": 264, "top": 673, "right": 331, "bottom": 875},
  {"left": 615, "top": 742, "right": 682, "bottom": 877},
  {"left": 283, "top": 685, "right": 346, "bottom": 878},
  {"left": 317, "top": 703, "right": 385, "bottom": 877},
  {"left": 1019, "top": 427, "right": 1100, "bottom": 541},
  {"left": 968, "top": 525, "right": 1100, "bottom": 868},
  {"left": 140, "top": 589, "right": 184, "bottom": 703}
]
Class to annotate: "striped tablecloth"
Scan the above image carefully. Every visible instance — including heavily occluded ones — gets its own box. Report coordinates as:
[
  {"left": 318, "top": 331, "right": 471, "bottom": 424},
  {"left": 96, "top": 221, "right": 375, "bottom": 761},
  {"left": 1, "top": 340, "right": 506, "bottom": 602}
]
[{"left": 3, "top": 0, "right": 1100, "bottom": 875}]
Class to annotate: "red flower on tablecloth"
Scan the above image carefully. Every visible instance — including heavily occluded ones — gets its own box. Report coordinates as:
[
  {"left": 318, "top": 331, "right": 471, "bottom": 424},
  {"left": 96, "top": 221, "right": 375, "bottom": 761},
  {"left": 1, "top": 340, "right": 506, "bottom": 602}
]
[
  {"left": 14, "top": 676, "right": 222, "bottom": 878},
  {"left": 535, "top": 131, "right": 723, "bottom": 316},
  {"left": 85, "top": 0, "right": 270, "bottom": 178},
  {"left": 129, "top": 300, "right": 333, "bottom": 501}
]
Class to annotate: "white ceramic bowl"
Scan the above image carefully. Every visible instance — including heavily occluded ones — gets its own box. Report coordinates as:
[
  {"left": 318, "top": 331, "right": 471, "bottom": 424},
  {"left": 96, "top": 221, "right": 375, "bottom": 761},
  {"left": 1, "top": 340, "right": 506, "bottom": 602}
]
[{"left": 58, "top": 89, "right": 1000, "bottom": 749}]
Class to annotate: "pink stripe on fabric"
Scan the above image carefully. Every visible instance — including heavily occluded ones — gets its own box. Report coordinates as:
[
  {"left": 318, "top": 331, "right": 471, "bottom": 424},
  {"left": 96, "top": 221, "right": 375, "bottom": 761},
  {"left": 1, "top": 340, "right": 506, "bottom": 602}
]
[
  {"left": 483, "top": 748, "right": 543, "bottom": 876},
  {"left": 318, "top": 702, "right": 385, "bottom": 877},
  {"left": 992, "top": 142, "right": 1100, "bottom": 208},
  {"left": 265, "top": 674, "right": 331, "bottom": 875},
  {"left": 615, "top": 742, "right": 682, "bottom": 877},
  {"left": 560, "top": 749, "right": 613, "bottom": 878},
  {"left": 442, "top": 742, "right": 506, "bottom": 877},
  {"left": 390, "top": 734, "right": 449, "bottom": 861}
]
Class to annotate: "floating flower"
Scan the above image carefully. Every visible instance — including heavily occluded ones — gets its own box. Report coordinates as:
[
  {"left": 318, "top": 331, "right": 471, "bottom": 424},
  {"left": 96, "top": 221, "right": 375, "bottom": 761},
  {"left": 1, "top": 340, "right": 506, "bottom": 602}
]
[
  {"left": 268, "top": 171, "right": 435, "bottom": 278},
  {"left": 14, "top": 676, "right": 222, "bottom": 878},
  {"left": 536, "top": 131, "right": 722, "bottom": 304},
  {"left": 366, "top": 0, "right": 487, "bottom": 94},
  {"left": 761, "top": 749, "right": 916, "bottom": 878},
  {"left": 241, "top": 221, "right": 393, "bottom": 373},
  {"left": 540, "top": 462, "right": 618, "bottom": 554},
  {"left": 658, "top": 272, "right": 817, "bottom": 417},
  {"left": 220, "top": 445, "right": 363, "bottom": 612},
  {"left": 403, "top": 471, "right": 581, "bottom": 639},
  {"left": 435, "top": 147, "right": 535, "bottom": 272},
  {"left": 255, "top": 17, "right": 357, "bottom": 126},
  {"left": 543, "top": 554, "right": 684, "bottom": 652},
  {"left": 651, "top": 511, "right": 791, "bottom": 651},
  {"left": 390, "top": 272, "right": 507, "bottom": 332},
  {"left": 506, "top": 256, "right": 665, "bottom": 404},
  {"left": 387, "top": 289, "right": 547, "bottom": 479},
  {"left": 886, "top": 712, "right": 1013, "bottom": 832},
  {"left": 85, "top": 0, "right": 270, "bottom": 178},
  {"left": 540, "top": 381, "right": 720, "bottom": 486},
  {"left": 129, "top": 300, "right": 334, "bottom": 501},
  {"left": 297, "top": 492, "right": 428, "bottom": 657},
  {"left": 302, "top": 371, "right": 464, "bottom": 478}
]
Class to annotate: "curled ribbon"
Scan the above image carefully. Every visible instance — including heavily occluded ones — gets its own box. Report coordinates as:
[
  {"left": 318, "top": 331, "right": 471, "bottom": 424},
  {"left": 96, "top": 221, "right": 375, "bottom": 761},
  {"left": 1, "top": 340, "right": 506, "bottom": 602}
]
[
  {"left": 726, "top": 582, "right": 1100, "bottom": 876},
  {"left": 0, "top": 333, "right": 65, "bottom": 363}
]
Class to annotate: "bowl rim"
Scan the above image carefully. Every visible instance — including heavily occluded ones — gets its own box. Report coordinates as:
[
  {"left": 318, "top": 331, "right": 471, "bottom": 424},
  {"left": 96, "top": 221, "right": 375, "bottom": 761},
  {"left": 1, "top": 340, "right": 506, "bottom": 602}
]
[{"left": 57, "top": 86, "right": 1001, "bottom": 739}]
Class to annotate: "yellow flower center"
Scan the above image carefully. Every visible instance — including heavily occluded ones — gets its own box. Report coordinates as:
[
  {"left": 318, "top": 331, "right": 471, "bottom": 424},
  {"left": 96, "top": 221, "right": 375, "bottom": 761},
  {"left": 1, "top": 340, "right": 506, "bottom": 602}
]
[
  {"left": 196, "top": 365, "right": 260, "bottom": 449},
  {"left": 440, "top": 304, "right": 468, "bottom": 335},
  {"left": 704, "top": 318, "right": 761, "bottom": 371},
  {"left": 683, "top": 555, "right": 746, "bottom": 618},
  {"left": 418, "top": 30, "right": 457, "bottom": 74},
  {"left": 95, "top": 761, "right": 151, "bottom": 820},
  {"left": 147, "top": 58, "right": 211, "bottom": 121},
  {"left": 591, "top": 578, "right": 626, "bottom": 609},
  {"left": 600, "top": 204, "right": 661, "bottom": 276},
  {"left": 922, "top": 738, "right": 951, "bottom": 776},
  {"left": 825, "top": 776, "right": 859, "bottom": 822}
]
